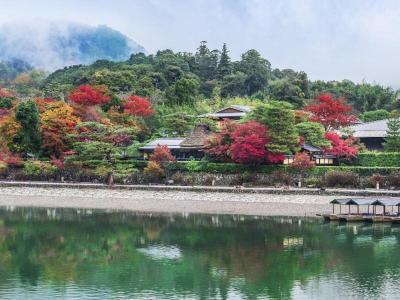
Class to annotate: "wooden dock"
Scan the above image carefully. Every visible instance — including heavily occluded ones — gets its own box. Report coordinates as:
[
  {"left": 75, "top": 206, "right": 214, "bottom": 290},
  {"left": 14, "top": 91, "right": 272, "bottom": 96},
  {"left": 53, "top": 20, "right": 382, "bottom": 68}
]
[{"left": 319, "top": 197, "right": 400, "bottom": 223}]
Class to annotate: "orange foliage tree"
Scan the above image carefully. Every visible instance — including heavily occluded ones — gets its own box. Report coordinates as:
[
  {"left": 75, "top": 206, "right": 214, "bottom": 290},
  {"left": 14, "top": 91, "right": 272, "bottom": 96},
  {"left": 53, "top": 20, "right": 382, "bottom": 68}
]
[{"left": 40, "top": 101, "right": 80, "bottom": 157}]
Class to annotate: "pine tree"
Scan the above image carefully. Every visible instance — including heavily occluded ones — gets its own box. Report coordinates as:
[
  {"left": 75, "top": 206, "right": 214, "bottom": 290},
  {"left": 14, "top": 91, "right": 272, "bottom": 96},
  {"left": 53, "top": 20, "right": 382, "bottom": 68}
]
[
  {"left": 217, "top": 43, "right": 232, "bottom": 79},
  {"left": 247, "top": 101, "right": 300, "bottom": 154},
  {"left": 384, "top": 112, "right": 400, "bottom": 152},
  {"left": 14, "top": 100, "right": 41, "bottom": 155},
  {"left": 194, "top": 41, "right": 217, "bottom": 81}
]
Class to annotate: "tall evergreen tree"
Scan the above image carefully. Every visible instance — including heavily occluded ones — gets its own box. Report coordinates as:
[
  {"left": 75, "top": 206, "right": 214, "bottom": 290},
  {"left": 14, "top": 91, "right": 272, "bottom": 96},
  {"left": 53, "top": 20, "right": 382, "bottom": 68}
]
[
  {"left": 217, "top": 43, "right": 232, "bottom": 79},
  {"left": 14, "top": 100, "right": 41, "bottom": 155},
  {"left": 384, "top": 112, "right": 400, "bottom": 152},
  {"left": 194, "top": 41, "right": 214, "bottom": 81}
]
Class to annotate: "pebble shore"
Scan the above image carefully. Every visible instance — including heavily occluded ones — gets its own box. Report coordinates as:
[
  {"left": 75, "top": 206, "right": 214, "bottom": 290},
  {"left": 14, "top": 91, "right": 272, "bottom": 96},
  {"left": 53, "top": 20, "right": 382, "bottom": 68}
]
[{"left": 0, "top": 186, "right": 340, "bottom": 216}]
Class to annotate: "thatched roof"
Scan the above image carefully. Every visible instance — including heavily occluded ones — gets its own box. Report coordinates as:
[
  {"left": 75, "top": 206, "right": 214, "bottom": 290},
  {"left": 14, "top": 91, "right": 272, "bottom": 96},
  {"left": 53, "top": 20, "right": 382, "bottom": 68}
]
[{"left": 180, "top": 123, "right": 212, "bottom": 148}]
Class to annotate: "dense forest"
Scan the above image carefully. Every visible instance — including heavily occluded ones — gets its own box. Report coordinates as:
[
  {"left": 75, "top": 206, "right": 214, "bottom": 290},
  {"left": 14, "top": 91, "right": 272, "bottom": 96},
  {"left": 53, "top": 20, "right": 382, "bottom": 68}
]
[{"left": 1, "top": 41, "right": 398, "bottom": 114}]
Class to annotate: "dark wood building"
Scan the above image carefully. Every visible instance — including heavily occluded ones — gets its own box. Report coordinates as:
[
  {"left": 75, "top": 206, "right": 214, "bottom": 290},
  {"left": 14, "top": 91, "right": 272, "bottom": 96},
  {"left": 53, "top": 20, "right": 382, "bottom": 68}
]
[{"left": 348, "top": 120, "right": 387, "bottom": 151}]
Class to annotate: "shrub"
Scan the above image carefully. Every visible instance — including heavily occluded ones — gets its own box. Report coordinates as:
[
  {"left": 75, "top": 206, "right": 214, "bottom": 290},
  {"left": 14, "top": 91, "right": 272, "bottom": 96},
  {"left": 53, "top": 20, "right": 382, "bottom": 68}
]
[
  {"left": 144, "top": 161, "right": 164, "bottom": 178},
  {"left": 0, "top": 162, "right": 8, "bottom": 175},
  {"left": 185, "top": 159, "right": 203, "bottom": 173},
  {"left": 94, "top": 165, "right": 112, "bottom": 177},
  {"left": 23, "top": 160, "right": 57, "bottom": 177},
  {"left": 369, "top": 174, "right": 385, "bottom": 188},
  {"left": 171, "top": 172, "right": 185, "bottom": 184},
  {"left": 304, "top": 177, "right": 323, "bottom": 187},
  {"left": 270, "top": 170, "right": 292, "bottom": 186},
  {"left": 324, "top": 171, "right": 359, "bottom": 187},
  {"left": 388, "top": 173, "right": 400, "bottom": 188},
  {"left": 0, "top": 97, "right": 13, "bottom": 109}
]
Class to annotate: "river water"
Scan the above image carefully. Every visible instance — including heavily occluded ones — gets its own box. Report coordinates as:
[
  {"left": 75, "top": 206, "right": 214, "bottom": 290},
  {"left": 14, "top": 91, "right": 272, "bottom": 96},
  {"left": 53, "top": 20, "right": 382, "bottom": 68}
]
[{"left": 0, "top": 207, "right": 399, "bottom": 299}]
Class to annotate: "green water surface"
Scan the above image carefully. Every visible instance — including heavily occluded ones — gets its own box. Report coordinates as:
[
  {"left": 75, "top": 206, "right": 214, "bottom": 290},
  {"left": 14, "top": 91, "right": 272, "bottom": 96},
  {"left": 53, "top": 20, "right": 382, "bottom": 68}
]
[{"left": 0, "top": 207, "right": 399, "bottom": 299}]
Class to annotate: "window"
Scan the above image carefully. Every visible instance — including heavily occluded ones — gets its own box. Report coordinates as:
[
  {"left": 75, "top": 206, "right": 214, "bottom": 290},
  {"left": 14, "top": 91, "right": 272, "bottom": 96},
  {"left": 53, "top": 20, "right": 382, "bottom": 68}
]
[
  {"left": 284, "top": 156, "right": 294, "bottom": 165},
  {"left": 316, "top": 157, "right": 334, "bottom": 165}
]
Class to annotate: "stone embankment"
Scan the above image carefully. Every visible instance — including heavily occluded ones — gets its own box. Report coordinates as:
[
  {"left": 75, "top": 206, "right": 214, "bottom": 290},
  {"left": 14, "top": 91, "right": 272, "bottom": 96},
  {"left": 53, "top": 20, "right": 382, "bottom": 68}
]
[{"left": 0, "top": 181, "right": 398, "bottom": 217}]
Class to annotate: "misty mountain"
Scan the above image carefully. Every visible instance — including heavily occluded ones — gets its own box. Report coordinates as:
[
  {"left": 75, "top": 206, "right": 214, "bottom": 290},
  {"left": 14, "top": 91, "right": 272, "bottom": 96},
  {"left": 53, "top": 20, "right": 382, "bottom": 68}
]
[{"left": 0, "top": 21, "right": 145, "bottom": 70}]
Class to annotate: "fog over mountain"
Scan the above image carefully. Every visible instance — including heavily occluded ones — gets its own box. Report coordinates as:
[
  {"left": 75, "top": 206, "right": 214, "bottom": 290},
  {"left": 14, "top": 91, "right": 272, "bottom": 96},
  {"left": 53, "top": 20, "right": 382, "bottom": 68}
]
[{"left": 0, "top": 21, "right": 145, "bottom": 70}]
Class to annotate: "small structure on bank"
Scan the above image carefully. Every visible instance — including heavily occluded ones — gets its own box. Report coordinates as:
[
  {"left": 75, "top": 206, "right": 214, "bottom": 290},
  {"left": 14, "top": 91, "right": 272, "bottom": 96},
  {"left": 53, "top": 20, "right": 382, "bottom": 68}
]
[{"left": 320, "top": 197, "right": 400, "bottom": 223}]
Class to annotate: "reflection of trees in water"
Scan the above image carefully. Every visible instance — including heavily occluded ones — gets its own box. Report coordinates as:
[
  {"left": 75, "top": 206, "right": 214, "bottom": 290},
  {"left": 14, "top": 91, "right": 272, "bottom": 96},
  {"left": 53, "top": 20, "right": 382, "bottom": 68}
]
[{"left": 0, "top": 208, "right": 399, "bottom": 299}]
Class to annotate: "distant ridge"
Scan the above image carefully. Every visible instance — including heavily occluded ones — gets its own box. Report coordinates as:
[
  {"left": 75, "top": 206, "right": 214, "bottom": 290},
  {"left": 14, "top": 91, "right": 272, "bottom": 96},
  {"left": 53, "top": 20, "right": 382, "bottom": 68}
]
[{"left": 0, "top": 21, "right": 146, "bottom": 70}]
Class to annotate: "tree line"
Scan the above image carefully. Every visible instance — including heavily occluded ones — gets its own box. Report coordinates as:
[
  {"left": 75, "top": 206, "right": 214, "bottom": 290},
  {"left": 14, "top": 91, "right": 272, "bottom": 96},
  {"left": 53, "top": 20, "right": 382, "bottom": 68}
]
[{"left": 0, "top": 41, "right": 398, "bottom": 115}]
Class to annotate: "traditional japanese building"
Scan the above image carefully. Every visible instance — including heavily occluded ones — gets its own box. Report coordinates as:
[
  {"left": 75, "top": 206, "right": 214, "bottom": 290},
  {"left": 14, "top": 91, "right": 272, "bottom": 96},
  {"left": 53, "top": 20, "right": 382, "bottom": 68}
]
[
  {"left": 139, "top": 124, "right": 212, "bottom": 160},
  {"left": 347, "top": 119, "right": 388, "bottom": 150},
  {"left": 283, "top": 144, "right": 337, "bottom": 165},
  {"left": 197, "top": 105, "right": 252, "bottom": 120}
]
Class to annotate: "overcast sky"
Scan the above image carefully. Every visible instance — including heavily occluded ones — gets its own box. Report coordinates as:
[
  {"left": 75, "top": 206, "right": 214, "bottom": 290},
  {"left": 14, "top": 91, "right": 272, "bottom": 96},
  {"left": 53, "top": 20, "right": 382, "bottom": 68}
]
[{"left": 0, "top": 0, "right": 399, "bottom": 86}]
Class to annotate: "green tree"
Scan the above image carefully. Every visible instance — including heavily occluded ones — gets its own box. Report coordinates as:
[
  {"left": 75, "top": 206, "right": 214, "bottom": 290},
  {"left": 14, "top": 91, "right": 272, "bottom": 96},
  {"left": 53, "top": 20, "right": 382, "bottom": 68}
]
[
  {"left": 295, "top": 122, "right": 331, "bottom": 147},
  {"left": 360, "top": 109, "right": 390, "bottom": 122},
  {"left": 194, "top": 41, "right": 219, "bottom": 81},
  {"left": 236, "top": 49, "right": 271, "bottom": 95},
  {"left": 384, "top": 112, "right": 400, "bottom": 152},
  {"left": 247, "top": 101, "right": 299, "bottom": 153},
  {"left": 166, "top": 78, "right": 200, "bottom": 106},
  {"left": 268, "top": 79, "right": 305, "bottom": 108},
  {"left": 160, "top": 113, "right": 194, "bottom": 136},
  {"left": 221, "top": 72, "right": 246, "bottom": 98},
  {"left": 217, "top": 43, "right": 232, "bottom": 79},
  {"left": 14, "top": 101, "right": 41, "bottom": 155}
]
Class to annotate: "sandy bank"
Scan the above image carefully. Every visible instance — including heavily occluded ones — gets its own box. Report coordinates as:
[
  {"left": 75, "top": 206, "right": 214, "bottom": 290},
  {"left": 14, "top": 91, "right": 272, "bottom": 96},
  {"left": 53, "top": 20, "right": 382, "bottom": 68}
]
[{"left": 0, "top": 186, "right": 345, "bottom": 216}]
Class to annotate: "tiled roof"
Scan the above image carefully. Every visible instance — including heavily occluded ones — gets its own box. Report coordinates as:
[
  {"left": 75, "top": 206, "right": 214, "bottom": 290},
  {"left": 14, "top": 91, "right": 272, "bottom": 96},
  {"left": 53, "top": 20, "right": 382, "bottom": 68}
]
[
  {"left": 217, "top": 105, "right": 252, "bottom": 113},
  {"left": 198, "top": 112, "right": 247, "bottom": 118},
  {"left": 302, "top": 143, "right": 322, "bottom": 153},
  {"left": 139, "top": 138, "right": 185, "bottom": 150},
  {"left": 349, "top": 119, "right": 388, "bottom": 138},
  {"left": 197, "top": 105, "right": 252, "bottom": 118}
]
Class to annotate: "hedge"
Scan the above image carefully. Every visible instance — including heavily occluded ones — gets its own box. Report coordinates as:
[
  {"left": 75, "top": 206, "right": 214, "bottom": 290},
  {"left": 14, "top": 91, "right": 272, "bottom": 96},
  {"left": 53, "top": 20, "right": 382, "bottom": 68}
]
[
  {"left": 354, "top": 152, "right": 400, "bottom": 167},
  {"left": 155, "top": 161, "right": 400, "bottom": 176},
  {"left": 77, "top": 159, "right": 400, "bottom": 177}
]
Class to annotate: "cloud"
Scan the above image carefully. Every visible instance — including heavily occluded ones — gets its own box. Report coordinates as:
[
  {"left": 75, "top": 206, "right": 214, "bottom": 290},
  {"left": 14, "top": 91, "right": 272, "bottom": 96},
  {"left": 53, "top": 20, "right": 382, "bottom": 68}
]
[
  {"left": 0, "top": 20, "right": 144, "bottom": 70},
  {"left": 0, "top": 0, "right": 399, "bottom": 86}
]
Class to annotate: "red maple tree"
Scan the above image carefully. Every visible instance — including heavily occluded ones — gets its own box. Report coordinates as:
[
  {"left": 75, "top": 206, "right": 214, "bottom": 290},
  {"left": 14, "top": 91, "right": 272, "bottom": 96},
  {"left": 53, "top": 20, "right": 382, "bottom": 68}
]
[
  {"left": 150, "top": 145, "right": 176, "bottom": 165},
  {"left": 230, "top": 121, "right": 269, "bottom": 164},
  {"left": 0, "top": 87, "right": 13, "bottom": 99},
  {"left": 324, "top": 132, "right": 358, "bottom": 159},
  {"left": 291, "top": 152, "right": 315, "bottom": 169},
  {"left": 68, "top": 85, "right": 110, "bottom": 106},
  {"left": 205, "top": 120, "right": 284, "bottom": 164},
  {"left": 305, "top": 93, "right": 357, "bottom": 130},
  {"left": 204, "top": 119, "right": 236, "bottom": 162},
  {"left": 124, "top": 95, "right": 154, "bottom": 117}
]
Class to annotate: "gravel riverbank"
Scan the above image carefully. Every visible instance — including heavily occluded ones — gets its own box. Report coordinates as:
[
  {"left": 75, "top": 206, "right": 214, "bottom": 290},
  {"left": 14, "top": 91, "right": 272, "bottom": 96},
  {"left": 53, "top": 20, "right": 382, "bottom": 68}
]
[{"left": 0, "top": 186, "right": 345, "bottom": 216}]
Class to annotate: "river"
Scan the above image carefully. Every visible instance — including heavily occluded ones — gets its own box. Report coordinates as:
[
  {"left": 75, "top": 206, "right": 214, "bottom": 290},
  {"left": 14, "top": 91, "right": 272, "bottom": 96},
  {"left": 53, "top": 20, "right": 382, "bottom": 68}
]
[{"left": 0, "top": 207, "right": 399, "bottom": 299}]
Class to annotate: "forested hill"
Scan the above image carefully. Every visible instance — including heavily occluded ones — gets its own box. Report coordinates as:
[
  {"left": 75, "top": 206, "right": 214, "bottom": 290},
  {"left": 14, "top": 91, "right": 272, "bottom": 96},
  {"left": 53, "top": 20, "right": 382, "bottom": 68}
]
[
  {"left": 40, "top": 41, "right": 398, "bottom": 113},
  {"left": 2, "top": 41, "right": 399, "bottom": 114},
  {"left": 0, "top": 22, "right": 145, "bottom": 71}
]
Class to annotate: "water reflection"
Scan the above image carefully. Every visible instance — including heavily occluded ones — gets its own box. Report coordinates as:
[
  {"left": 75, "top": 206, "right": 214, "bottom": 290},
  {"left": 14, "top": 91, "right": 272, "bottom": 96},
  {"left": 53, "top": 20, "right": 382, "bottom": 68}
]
[{"left": 0, "top": 207, "right": 400, "bottom": 299}]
